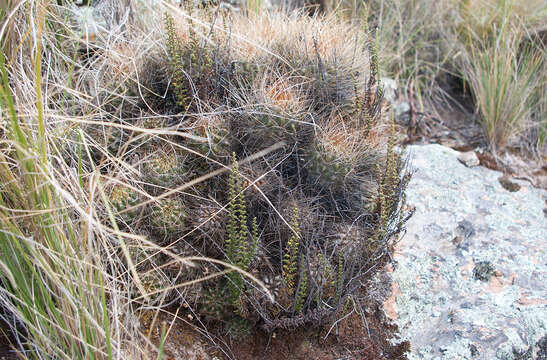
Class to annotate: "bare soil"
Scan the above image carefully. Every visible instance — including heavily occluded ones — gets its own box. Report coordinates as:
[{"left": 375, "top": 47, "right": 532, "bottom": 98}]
[{"left": 147, "top": 295, "right": 409, "bottom": 360}]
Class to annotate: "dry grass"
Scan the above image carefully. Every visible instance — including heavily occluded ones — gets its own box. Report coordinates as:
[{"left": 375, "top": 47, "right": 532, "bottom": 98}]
[
  {"left": 332, "top": 0, "right": 547, "bottom": 156},
  {"left": 449, "top": 0, "right": 547, "bottom": 154}
]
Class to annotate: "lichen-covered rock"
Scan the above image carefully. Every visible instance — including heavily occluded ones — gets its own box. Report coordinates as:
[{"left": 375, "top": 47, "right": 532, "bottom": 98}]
[{"left": 387, "top": 144, "right": 546, "bottom": 360}]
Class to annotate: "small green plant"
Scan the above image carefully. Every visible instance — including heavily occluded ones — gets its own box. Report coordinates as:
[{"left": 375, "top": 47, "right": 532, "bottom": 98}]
[
  {"left": 282, "top": 206, "right": 300, "bottom": 295},
  {"left": 294, "top": 254, "right": 307, "bottom": 313},
  {"left": 225, "top": 153, "right": 259, "bottom": 303},
  {"left": 164, "top": 13, "right": 189, "bottom": 110}
]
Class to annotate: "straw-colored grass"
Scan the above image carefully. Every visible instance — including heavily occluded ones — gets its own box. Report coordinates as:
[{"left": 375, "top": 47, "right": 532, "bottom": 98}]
[
  {"left": 340, "top": 0, "right": 547, "bottom": 155},
  {"left": 451, "top": 0, "right": 547, "bottom": 154},
  {"left": 0, "top": 2, "right": 272, "bottom": 358}
]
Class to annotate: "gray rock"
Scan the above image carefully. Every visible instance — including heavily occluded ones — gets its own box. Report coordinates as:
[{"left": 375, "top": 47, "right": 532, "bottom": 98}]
[
  {"left": 457, "top": 151, "right": 480, "bottom": 167},
  {"left": 393, "top": 101, "right": 411, "bottom": 117},
  {"left": 381, "top": 77, "right": 398, "bottom": 104},
  {"left": 386, "top": 144, "right": 546, "bottom": 360}
]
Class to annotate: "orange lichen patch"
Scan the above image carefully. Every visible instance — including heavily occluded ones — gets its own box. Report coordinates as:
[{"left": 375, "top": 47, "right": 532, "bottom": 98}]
[
  {"left": 517, "top": 291, "right": 547, "bottom": 306},
  {"left": 488, "top": 276, "right": 506, "bottom": 294},
  {"left": 384, "top": 280, "right": 400, "bottom": 321},
  {"left": 529, "top": 254, "right": 540, "bottom": 265}
]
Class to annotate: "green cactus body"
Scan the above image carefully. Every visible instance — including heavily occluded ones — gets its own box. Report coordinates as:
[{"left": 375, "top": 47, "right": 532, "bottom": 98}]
[
  {"left": 110, "top": 185, "right": 140, "bottom": 222},
  {"left": 151, "top": 198, "right": 186, "bottom": 236},
  {"left": 143, "top": 151, "right": 184, "bottom": 189},
  {"left": 306, "top": 145, "right": 351, "bottom": 187}
]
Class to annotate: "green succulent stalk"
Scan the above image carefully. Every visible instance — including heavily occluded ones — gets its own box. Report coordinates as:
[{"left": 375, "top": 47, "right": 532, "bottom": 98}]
[
  {"left": 164, "top": 13, "right": 189, "bottom": 110},
  {"left": 225, "top": 153, "right": 259, "bottom": 303},
  {"left": 334, "top": 251, "right": 344, "bottom": 304},
  {"left": 295, "top": 254, "right": 307, "bottom": 313},
  {"left": 360, "top": 3, "right": 369, "bottom": 35},
  {"left": 374, "top": 122, "right": 401, "bottom": 238},
  {"left": 371, "top": 27, "right": 380, "bottom": 82},
  {"left": 283, "top": 206, "right": 300, "bottom": 295}
]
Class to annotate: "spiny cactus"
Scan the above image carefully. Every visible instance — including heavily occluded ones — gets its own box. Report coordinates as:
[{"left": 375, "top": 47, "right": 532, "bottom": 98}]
[
  {"left": 109, "top": 184, "right": 140, "bottom": 222},
  {"left": 127, "top": 243, "right": 155, "bottom": 270},
  {"left": 260, "top": 114, "right": 299, "bottom": 133},
  {"left": 85, "top": 124, "right": 128, "bottom": 161},
  {"left": 192, "top": 203, "right": 225, "bottom": 239},
  {"left": 225, "top": 316, "right": 252, "bottom": 341},
  {"left": 331, "top": 223, "right": 364, "bottom": 261},
  {"left": 189, "top": 119, "right": 229, "bottom": 157},
  {"left": 306, "top": 143, "right": 351, "bottom": 187},
  {"left": 142, "top": 149, "right": 184, "bottom": 189},
  {"left": 108, "top": 10, "right": 412, "bottom": 335},
  {"left": 150, "top": 198, "right": 186, "bottom": 237},
  {"left": 138, "top": 270, "right": 170, "bottom": 305},
  {"left": 201, "top": 284, "right": 229, "bottom": 319}
]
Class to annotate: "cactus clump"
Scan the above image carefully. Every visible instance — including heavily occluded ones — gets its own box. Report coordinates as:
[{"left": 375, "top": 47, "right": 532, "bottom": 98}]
[
  {"left": 142, "top": 149, "right": 185, "bottom": 190},
  {"left": 150, "top": 198, "right": 186, "bottom": 237},
  {"left": 109, "top": 184, "right": 141, "bottom": 223}
]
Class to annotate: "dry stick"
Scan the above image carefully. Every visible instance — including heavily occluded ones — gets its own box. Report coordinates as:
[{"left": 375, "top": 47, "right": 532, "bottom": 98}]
[
  {"left": 353, "top": 297, "right": 370, "bottom": 338},
  {"left": 323, "top": 307, "right": 355, "bottom": 339},
  {"left": 409, "top": 78, "right": 417, "bottom": 139}
]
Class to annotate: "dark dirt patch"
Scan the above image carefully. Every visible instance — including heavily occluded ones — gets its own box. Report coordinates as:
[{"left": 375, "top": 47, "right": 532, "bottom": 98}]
[
  {"left": 148, "top": 285, "right": 409, "bottom": 360},
  {"left": 0, "top": 318, "right": 16, "bottom": 360},
  {"left": 229, "top": 309, "right": 408, "bottom": 360}
]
